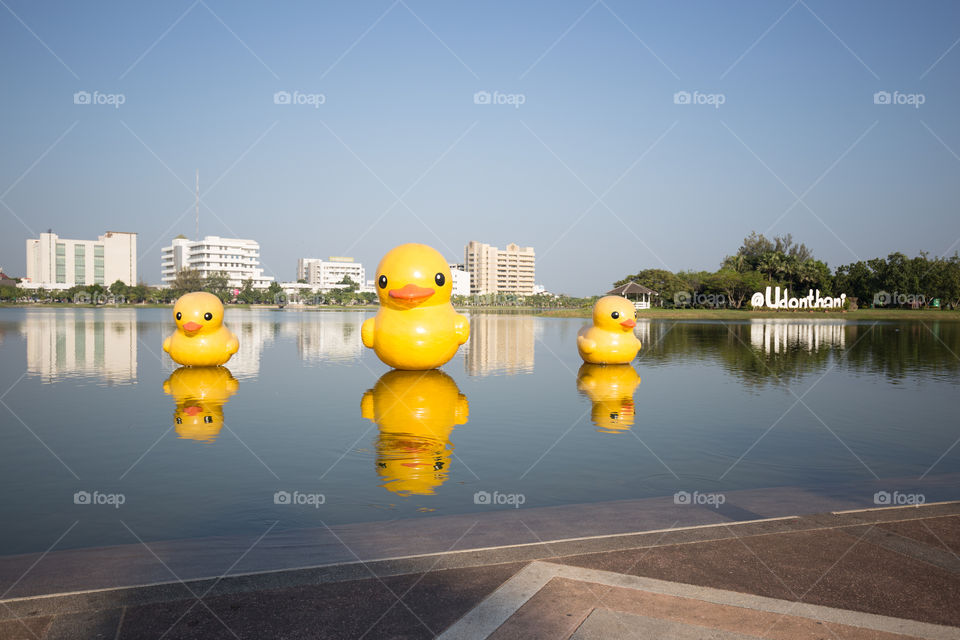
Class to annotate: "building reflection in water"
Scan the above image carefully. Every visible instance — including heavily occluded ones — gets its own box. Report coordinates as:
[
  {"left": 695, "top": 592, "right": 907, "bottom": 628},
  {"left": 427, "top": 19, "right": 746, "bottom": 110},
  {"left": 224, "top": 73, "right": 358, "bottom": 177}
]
[
  {"left": 22, "top": 309, "right": 137, "bottom": 384},
  {"left": 576, "top": 364, "right": 642, "bottom": 434},
  {"left": 749, "top": 319, "right": 846, "bottom": 353},
  {"left": 224, "top": 319, "right": 275, "bottom": 378},
  {"left": 288, "top": 315, "right": 362, "bottom": 364},
  {"left": 163, "top": 366, "right": 239, "bottom": 443},
  {"left": 634, "top": 319, "right": 651, "bottom": 350},
  {"left": 361, "top": 370, "right": 469, "bottom": 496},
  {"left": 465, "top": 314, "right": 539, "bottom": 377}
]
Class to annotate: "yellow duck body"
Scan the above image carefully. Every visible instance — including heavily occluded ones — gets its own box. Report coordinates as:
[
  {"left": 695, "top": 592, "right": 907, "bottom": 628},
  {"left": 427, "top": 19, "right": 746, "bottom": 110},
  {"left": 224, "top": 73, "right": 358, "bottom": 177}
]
[
  {"left": 162, "top": 366, "right": 239, "bottom": 442},
  {"left": 576, "top": 363, "right": 641, "bottom": 433},
  {"left": 361, "top": 243, "right": 469, "bottom": 370},
  {"left": 163, "top": 292, "right": 239, "bottom": 366},
  {"left": 361, "top": 369, "right": 469, "bottom": 496},
  {"left": 577, "top": 296, "right": 642, "bottom": 364}
]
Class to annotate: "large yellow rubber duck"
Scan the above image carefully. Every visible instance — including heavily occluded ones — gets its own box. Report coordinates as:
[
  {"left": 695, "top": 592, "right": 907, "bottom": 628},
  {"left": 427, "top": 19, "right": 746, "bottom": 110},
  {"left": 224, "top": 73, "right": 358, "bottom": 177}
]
[
  {"left": 576, "top": 363, "right": 641, "bottom": 433},
  {"left": 577, "top": 296, "right": 642, "bottom": 364},
  {"left": 163, "top": 291, "right": 239, "bottom": 366},
  {"left": 361, "top": 369, "right": 469, "bottom": 495},
  {"left": 163, "top": 366, "right": 239, "bottom": 442},
  {"left": 362, "top": 243, "right": 469, "bottom": 370}
]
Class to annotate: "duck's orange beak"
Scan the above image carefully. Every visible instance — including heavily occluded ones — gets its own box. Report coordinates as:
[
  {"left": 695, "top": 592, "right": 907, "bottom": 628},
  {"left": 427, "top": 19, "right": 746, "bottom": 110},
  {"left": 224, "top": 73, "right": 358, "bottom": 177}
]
[
  {"left": 182, "top": 321, "right": 203, "bottom": 332},
  {"left": 620, "top": 319, "right": 636, "bottom": 329},
  {"left": 388, "top": 284, "right": 435, "bottom": 301},
  {"left": 184, "top": 405, "right": 202, "bottom": 416}
]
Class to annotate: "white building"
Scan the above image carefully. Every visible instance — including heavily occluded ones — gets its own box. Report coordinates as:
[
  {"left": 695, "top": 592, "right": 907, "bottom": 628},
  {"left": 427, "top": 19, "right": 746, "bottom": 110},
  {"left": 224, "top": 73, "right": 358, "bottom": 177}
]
[
  {"left": 24, "top": 231, "right": 136, "bottom": 289},
  {"left": 161, "top": 236, "right": 274, "bottom": 288},
  {"left": 297, "top": 257, "right": 365, "bottom": 290},
  {"left": 448, "top": 263, "right": 471, "bottom": 297}
]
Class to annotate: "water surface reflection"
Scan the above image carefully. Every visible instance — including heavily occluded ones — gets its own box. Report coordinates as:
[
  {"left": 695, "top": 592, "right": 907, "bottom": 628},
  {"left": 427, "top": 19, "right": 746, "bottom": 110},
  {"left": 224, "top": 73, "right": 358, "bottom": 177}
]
[
  {"left": 576, "top": 364, "right": 642, "bottom": 433},
  {"left": 23, "top": 309, "right": 137, "bottom": 384},
  {"left": 361, "top": 370, "right": 469, "bottom": 495},
  {"left": 163, "top": 366, "right": 239, "bottom": 443}
]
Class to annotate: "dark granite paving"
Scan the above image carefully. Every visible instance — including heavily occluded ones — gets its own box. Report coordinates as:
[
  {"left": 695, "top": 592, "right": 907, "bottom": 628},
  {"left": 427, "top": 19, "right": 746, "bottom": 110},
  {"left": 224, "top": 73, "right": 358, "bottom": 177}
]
[
  {"left": 553, "top": 526, "right": 960, "bottom": 628},
  {"left": 488, "top": 577, "right": 927, "bottom": 640},
  {"left": 2, "top": 505, "right": 959, "bottom": 639},
  {"left": 114, "top": 562, "right": 524, "bottom": 640},
  {"left": 0, "top": 616, "right": 51, "bottom": 640},
  {"left": 877, "top": 515, "right": 960, "bottom": 554}
]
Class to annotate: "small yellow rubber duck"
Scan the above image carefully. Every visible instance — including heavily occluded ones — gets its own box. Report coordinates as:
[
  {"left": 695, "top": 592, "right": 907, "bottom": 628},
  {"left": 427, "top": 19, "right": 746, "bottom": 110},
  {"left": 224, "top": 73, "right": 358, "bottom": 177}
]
[
  {"left": 361, "top": 243, "right": 469, "bottom": 370},
  {"left": 576, "top": 363, "right": 641, "bottom": 433},
  {"left": 361, "top": 369, "right": 469, "bottom": 496},
  {"left": 163, "top": 291, "right": 239, "bottom": 366},
  {"left": 577, "top": 296, "right": 642, "bottom": 364},
  {"left": 162, "top": 366, "right": 239, "bottom": 442}
]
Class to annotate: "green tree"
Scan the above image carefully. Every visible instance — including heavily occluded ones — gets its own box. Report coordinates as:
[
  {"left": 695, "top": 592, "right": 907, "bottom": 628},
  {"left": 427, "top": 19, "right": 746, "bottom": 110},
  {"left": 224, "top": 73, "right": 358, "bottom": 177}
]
[
  {"left": 109, "top": 279, "right": 128, "bottom": 301},
  {"left": 267, "top": 281, "right": 283, "bottom": 305},
  {"left": 337, "top": 275, "right": 359, "bottom": 293},
  {"left": 704, "top": 269, "right": 765, "bottom": 309},
  {"left": 85, "top": 283, "right": 105, "bottom": 304},
  {"left": 172, "top": 269, "right": 204, "bottom": 296},
  {"left": 238, "top": 278, "right": 257, "bottom": 304},
  {"left": 615, "top": 269, "right": 686, "bottom": 307},
  {"left": 203, "top": 271, "right": 230, "bottom": 300}
]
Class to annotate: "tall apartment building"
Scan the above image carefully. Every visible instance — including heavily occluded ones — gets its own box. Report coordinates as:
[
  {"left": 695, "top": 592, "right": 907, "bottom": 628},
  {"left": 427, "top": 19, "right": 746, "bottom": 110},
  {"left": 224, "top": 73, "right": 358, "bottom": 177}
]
[
  {"left": 464, "top": 241, "right": 535, "bottom": 295},
  {"left": 161, "top": 236, "right": 274, "bottom": 288},
  {"left": 24, "top": 231, "right": 137, "bottom": 288},
  {"left": 297, "top": 257, "right": 365, "bottom": 290}
]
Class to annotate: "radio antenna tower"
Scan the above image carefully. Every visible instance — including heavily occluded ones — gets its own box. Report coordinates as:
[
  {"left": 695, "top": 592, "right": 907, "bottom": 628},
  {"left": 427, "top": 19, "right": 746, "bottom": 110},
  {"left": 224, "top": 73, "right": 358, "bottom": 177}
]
[{"left": 195, "top": 169, "right": 200, "bottom": 241}]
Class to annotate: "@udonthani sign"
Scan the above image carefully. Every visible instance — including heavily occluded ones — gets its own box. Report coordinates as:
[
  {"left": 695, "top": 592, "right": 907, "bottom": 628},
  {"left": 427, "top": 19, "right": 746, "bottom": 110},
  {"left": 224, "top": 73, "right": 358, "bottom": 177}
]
[{"left": 751, "top": 287, "right": 847, "bottom": 310}]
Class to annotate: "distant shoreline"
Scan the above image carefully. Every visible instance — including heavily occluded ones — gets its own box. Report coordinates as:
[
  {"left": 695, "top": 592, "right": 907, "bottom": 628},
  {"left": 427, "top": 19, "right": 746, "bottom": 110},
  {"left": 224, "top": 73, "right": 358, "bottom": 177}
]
[
  {"left": 1, "top": 303, "right": 957, "bottom": 321},
  {"left": 536, "top": 308, "right": 960, "bottom": 320}
]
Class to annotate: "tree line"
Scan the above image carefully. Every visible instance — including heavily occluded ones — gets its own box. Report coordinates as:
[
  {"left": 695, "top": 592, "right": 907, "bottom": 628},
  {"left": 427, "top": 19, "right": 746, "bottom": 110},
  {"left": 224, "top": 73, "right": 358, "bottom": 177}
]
[
  {"left": 5, "top": 269, "right": 596, "bottom": 308},
  {"left": 617, "top": 232, "right": 960, "bottom": 309}
]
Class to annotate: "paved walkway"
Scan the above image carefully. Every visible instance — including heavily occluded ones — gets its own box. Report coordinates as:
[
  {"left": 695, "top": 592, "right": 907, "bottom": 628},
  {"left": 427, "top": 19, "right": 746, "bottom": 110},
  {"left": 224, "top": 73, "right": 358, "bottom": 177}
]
[{"left": 1, "top": 502, "right": 959, "bottom": 639}]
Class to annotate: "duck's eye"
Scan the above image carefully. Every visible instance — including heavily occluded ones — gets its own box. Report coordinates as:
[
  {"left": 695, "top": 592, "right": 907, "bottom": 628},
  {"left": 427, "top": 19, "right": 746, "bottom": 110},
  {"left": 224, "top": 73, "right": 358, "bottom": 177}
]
[
  {"left": 434, "top": 460, "right": 445, "bottom": 470},
  {"left": 378, "top": 275, "right": 387, "bottom": 289},
  {"left": 175, "top": 417, "right": 182, "bottom": 424},
  {"left": 611, "top": 311, "right": 620, "bottom": 320},
  {"left": 203, "top": 415, "right": 213, "bottom": 424},
  {"left": 435, "top": 272, "right": 445, "bottom": 287},
  {"left": 204, "top": 312, "right": 213, "bottom": 321},
  {"left": 176, "top": 312, "right": 182, "bottom": 321},
  {"left": 378, "top": 462, "right": 387, "bottom": 468}
]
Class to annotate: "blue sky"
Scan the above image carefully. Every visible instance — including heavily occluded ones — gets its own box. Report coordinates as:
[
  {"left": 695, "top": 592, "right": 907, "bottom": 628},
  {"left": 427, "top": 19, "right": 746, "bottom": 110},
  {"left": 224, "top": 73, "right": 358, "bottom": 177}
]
[{"left": 1, "top": 0, "right": 958, "bottom": 295}]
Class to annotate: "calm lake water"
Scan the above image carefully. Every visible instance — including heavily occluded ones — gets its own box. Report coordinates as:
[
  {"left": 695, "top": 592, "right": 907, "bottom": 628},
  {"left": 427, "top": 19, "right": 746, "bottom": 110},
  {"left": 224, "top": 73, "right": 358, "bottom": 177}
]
[{"left": 0, "top": 307, "right": 958, "bottom": 555}]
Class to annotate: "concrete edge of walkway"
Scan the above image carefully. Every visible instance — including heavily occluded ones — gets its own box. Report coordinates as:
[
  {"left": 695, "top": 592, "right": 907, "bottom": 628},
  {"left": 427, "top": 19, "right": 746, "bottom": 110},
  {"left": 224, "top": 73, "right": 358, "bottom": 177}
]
[
  {"left": 1, "top": 502, "right": 957, "bottom": 622},
  {"left": 437, "top": 561, "right": 960, "bottom": 640}
]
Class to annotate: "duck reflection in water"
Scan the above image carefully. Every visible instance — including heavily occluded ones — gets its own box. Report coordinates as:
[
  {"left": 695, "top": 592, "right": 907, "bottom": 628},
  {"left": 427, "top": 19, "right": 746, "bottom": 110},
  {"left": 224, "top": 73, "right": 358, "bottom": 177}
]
[
  {"left": 163, "top": 366, "right": 239, "bottom": 443},
  {"left": 576, "top": 363, "right": 641, "bottom": 434},
  {"left": 361, "top": 370, "right": 469, "bottom": 496}
]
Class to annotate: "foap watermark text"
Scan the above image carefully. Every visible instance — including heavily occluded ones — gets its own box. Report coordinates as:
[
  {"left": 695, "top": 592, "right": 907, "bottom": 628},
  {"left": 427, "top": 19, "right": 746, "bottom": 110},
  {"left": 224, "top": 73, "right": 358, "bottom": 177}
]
[
  {"left": 74, "top": 490, "right": 125, "bottom": 508},
  {"left": 674, "top": 490, "right": 726, "bottom": 509},
  {"left": 674, "top": 291, "right": 727, "bottom": 308},
  {"left": 874, "top": 490, "right": 925, "bottom": 506},
  {"left": 74, "top": 90, "right": 125, "bottom": 109},
  {"left": 274, "top": 90, "right": 325, "bottom": 108},
  {"left": 474, "top": 90, "right": 525, "bottom": 108},
  {"left": 474, "top": 490, "right": 525, "bottom": 508},
  {"left": 873, "top": 91, "right": 924, "bottom": 108},
  {"left": 674, "top": 90, "right": 725, "bottom": 109},
  {"left": 274, "top": 490, "right": 325, "bottom": 508}
]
